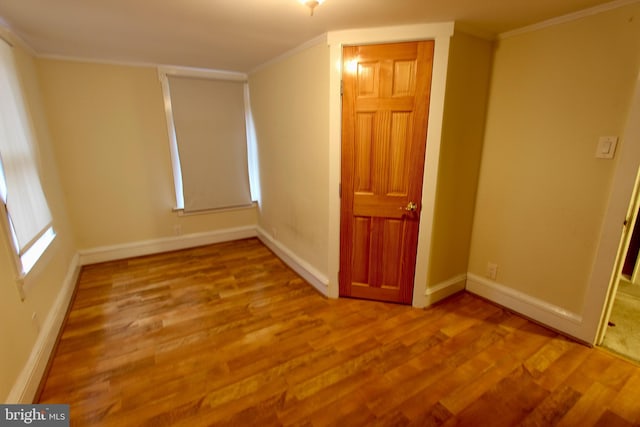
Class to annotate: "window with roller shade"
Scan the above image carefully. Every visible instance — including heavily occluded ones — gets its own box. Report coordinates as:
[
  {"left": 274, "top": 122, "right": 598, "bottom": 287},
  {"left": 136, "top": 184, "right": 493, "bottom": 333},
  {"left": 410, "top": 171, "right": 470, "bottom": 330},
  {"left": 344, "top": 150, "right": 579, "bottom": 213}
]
[
  {"left": 0, "top": 39, "right": 55, "bottom": 277},
  {"left": 159, "top": 68, "right": 259, "bottom": 213}
]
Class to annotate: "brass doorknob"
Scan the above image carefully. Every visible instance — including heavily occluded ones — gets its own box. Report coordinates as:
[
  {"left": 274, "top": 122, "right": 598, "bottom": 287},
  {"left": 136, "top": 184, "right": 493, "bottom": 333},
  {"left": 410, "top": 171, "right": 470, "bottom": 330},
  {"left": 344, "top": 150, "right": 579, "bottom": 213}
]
[{"left": 404, "top": 202, "right": 418, "bottom": 212}]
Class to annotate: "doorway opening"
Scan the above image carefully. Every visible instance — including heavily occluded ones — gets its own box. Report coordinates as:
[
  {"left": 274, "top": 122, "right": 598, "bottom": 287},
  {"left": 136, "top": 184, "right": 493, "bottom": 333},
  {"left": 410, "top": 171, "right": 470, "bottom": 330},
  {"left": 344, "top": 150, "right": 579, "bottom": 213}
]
[{"left": 599, "top": 166, "right": 640, "bottom": 362}]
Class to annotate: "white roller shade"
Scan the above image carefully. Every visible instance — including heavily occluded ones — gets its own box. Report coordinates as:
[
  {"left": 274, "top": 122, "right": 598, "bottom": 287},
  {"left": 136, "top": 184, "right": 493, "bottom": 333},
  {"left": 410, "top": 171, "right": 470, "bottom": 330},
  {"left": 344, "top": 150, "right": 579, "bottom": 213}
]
[
  {"left": 0, "top": 40, "right": 52, "bottom": 256},
  {"left": 168, "top": 76, "right": 252, "bottom": 212}
]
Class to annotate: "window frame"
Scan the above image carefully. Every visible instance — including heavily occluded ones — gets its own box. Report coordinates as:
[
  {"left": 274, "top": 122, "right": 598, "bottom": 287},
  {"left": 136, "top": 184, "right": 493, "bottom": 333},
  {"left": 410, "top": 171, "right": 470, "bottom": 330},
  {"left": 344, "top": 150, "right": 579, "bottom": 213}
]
[
  {"left": 0, "top": 38, "right": 56, "bottom": 285},
  {"left": 157, "top": 65, "right": 260, "bottom": 213}
]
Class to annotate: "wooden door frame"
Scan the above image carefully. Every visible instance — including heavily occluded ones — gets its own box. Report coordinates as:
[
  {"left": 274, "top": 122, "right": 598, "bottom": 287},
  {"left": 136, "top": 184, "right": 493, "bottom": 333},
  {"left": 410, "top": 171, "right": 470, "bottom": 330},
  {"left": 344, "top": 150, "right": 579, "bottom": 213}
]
[{"left": 326, "top": 23, "right": 454, "bottom": 307}]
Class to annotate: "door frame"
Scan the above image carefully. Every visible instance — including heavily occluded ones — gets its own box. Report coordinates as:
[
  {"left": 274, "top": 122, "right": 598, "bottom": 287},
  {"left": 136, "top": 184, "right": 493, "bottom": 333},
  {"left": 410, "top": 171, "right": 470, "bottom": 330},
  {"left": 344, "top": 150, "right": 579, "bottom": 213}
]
[
  {"left": 595, "top": 166, "right": 640, "bottom": 345},
  {"left": 586, "top": 69, "right": 640, "bottom": 345},
  {"left": 327, "top": 23, "right": 454, "bottom": 307}
]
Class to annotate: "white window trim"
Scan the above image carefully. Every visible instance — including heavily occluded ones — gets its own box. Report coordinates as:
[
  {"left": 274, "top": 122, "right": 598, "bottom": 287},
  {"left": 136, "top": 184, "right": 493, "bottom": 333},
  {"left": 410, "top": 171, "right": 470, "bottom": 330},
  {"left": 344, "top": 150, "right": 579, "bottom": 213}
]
[
  {"left": 158, "top": 65, "right": 258, "bottom": 211},
  {"left": 0, "top": 169, "right": 56, "bottom": 278},
  {"left": 0, "top": 38, "right": 56, "bottom": 290},
  {"left": 172, "top": 201, "right": 258, "bottom": 217},
  {"left": 19, "top": 226, "right": 55, "bottom": 276},
  {"left": 0, "top": 204, "right": 55, "bottom": 302}
]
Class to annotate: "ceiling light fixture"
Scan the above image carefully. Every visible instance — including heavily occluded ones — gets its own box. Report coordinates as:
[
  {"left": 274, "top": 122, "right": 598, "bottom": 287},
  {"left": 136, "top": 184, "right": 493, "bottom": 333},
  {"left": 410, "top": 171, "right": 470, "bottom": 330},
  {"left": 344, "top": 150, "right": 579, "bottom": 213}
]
[{"left": 299, "top": 0, "right": 325, "bottom": 16}]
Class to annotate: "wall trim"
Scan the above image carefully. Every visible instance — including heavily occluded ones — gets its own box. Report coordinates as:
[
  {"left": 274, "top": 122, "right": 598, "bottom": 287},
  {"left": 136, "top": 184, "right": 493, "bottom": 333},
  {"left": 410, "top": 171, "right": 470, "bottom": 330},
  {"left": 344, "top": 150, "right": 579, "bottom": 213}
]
[
  {"left": 499, "top": 0, "right": 640, "bottom": 40},
  {"left": 78, "top": 226, "right": 257, "bottom": 266},
  {"left": 250, "top": 33, "right": 328, "bottom": 74},
  {"left": 37, "top": 53, "right": 162, "bottom": 69},
  {"left": 0, "top": 22, "right": 38, "bottom": 57},
  {"left": 327, "top": 22, "right": 455, "bottom": 45},
  {"left": 425, "top": 274, "right": 467, "bottom": 306},
  {"left": 6, "top": 254, "right": 80, "bottom": 403},
  {"left": 466, "top": 273, "right": 587, "bottom": 341},
  {"left": 256, "top": 227, "right": 329, "bottom": 297},
  {"left": 453, "top": 23, "right": 496, "bottom": 41},
  {"left": 158, "top": 65, "right": 247, "bottom": 81}
]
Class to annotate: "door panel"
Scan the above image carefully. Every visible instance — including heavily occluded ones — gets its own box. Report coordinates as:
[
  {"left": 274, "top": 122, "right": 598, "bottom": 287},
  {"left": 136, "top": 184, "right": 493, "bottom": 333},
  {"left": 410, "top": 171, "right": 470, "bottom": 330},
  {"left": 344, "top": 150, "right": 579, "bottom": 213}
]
[
  {"left": 381, "top": 219, "right": 403, "bottom": 286},
  {"left": 340, "top": 41, "right": 434, "bottom": 304},
  {"left": 352, "top": 217, "right": 372, "bottom": 284}
]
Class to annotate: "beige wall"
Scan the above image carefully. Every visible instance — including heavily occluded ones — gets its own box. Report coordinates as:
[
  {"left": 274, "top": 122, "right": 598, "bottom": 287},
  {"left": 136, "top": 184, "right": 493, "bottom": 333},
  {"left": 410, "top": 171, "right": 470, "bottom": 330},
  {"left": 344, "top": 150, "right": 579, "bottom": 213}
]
[
  {"left": 249, "top": 43, "right": 330, "bottom": 276},
  {"left": 468, "top": 3, "right": 640, "bottom": 314},
  {"left": 36, "top": 59, "right": 256, "bottom": 250},
  {"left": 427, "top": 31, "right": 493, "bottom": 287},
  {"left": 0, "top": 44, "right": 76, "bottom": 401}
]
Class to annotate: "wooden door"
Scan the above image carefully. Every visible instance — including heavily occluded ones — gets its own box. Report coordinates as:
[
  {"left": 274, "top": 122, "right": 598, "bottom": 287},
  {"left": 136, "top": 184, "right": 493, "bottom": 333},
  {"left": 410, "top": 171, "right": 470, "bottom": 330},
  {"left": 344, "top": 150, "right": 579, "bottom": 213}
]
[{"left": 339, "top": 41, "right": 434, "bottom": 304}]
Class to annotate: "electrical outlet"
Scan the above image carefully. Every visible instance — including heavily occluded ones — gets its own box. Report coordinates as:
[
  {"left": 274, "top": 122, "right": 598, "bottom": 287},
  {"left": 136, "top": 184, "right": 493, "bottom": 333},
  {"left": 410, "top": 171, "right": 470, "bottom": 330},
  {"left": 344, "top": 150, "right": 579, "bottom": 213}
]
[
  {"left": 272, "top": 228, "right": 278, "bottom": 239},
  {"left": 174, "top": 224, "right": 182, "bottom": 236},
  {"left": 486, "top": 263, "right": 498, "bottom": 280}
]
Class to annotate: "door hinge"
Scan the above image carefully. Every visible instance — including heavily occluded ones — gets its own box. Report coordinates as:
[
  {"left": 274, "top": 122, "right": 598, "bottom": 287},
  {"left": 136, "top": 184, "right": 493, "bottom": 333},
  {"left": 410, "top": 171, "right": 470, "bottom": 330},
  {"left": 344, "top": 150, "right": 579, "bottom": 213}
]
[
  {"left": 339, "top": 183, "right": 342, "bottom": 198},
  {"left": 340, "top": 80, "right": 344, "bottom": 96}
]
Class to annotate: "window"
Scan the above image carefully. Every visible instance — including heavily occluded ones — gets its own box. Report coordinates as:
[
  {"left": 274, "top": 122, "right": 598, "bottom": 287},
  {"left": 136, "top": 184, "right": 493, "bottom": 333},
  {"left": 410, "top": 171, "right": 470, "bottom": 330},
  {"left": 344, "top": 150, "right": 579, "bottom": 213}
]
[
  {"left": 159, "top": 67, "right": 260, "bottom": 213},
  {"left": 0, "top": 39, "right": 55, "bottom": 277}
]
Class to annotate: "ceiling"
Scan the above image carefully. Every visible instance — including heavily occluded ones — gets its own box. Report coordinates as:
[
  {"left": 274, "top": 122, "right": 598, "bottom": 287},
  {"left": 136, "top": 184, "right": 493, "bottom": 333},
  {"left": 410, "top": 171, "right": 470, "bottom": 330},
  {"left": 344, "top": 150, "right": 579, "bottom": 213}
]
[{"left": 0, "top": 0, "right": 624, "bottom": 72}]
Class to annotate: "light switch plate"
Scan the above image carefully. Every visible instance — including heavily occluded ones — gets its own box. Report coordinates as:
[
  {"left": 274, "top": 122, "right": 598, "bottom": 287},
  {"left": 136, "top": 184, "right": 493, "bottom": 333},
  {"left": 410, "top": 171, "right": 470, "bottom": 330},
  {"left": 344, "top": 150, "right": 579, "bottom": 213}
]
[{"left": 596, "top": 136, "right": 618, "bottom": 159}]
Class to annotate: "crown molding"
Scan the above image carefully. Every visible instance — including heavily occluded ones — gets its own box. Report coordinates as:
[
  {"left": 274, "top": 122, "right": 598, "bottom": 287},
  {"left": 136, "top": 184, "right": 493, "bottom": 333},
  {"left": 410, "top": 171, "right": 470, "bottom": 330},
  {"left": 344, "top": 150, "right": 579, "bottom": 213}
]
[
  {"left": 158, "top": 64, "right": 247, "bottom": 81},
  {"left": 454, "top": 22, "right": 497, "bottom": 41},
  {"left": 250, "top": 33, "right": 328, "bottom": 74},
  {"left": 0, "top": 22, "right": 38, "bottom": 56},
  {"left": 499, "top": 0, "right": 640, "bottom": 40},
  {"left": 37, "top": 53, "right": 163, "bottom": 69}
]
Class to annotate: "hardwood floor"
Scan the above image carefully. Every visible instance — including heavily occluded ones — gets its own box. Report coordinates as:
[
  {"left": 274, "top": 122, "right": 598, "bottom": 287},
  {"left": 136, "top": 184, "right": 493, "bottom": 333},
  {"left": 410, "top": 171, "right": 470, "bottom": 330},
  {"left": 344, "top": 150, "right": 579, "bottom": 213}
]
[{"left": 38, "top": 238, "right": 640, "bottom": 426}]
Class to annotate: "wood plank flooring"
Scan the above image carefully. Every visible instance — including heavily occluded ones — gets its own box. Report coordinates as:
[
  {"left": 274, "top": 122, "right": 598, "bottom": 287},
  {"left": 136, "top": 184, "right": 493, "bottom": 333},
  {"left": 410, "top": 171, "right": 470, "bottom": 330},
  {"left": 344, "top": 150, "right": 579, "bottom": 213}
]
[{"left": 38, "top": 238, "right": 640, "bottom": 426}]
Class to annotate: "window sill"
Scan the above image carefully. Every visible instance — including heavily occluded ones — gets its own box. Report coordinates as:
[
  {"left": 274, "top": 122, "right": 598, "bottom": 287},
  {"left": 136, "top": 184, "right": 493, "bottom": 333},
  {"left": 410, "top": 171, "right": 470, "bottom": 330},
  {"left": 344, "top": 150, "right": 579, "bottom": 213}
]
[
  {"left": 173, "top": 202, "right": 257, "bottom": 217},
  {"left": 16, "top": 227, "right": 57, "bottom": 300}
]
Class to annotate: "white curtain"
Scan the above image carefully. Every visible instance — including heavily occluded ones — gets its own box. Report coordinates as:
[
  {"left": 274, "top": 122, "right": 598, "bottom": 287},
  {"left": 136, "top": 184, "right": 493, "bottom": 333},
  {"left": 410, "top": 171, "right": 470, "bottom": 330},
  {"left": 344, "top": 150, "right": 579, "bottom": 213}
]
[
  {"left": 168, "top": 75, "right": 252, "bottom": 212},
  {"left": 0, "top": 40, "right": 52, "bottom": 256}
]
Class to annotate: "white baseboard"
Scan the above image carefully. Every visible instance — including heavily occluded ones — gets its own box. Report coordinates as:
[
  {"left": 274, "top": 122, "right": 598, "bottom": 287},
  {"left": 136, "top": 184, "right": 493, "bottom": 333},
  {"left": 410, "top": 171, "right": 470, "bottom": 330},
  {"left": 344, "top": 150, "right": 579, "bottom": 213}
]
[
  {"left": 256, "top": 227, "right": 329, "bottom": 297},
  {"left": 425, "top": 273, "right": 467, "bottom": 305},
  {"left": 6, "top": 254, "right": 81, "bottom": 403},
  {"left": 466, "top": 273, "right": 585, "bottom": 340},
  {"left": 78, "top": 226, "right": 257, "bottom": 265}
]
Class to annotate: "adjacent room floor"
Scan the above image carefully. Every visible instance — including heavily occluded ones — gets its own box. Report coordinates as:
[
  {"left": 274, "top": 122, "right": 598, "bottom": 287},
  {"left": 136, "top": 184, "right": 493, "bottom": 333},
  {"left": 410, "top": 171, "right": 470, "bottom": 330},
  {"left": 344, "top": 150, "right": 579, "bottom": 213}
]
[
  {"left": 602, "top": 278, "right": 640, "bottom": 363},
  {"left": 39, "top": 238, "right": 640, "bottom": 426}
]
